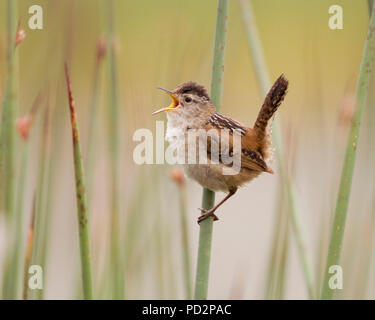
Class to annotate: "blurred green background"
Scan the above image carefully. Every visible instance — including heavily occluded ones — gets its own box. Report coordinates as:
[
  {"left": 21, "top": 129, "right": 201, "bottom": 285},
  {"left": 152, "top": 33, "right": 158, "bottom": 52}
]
[{"left": 0, "top": 0, "right": 374, "bottom": 299}]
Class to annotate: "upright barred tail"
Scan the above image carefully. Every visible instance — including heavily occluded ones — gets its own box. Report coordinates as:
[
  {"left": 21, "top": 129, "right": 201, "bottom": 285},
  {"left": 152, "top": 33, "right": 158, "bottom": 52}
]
[{"left": 254, "top": 74, "right": 288, "bottom": 140}]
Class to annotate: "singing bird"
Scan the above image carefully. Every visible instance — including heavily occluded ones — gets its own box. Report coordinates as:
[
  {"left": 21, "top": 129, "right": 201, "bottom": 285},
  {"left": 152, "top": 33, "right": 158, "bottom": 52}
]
[{"left": 153, "top": 75, "right": 288, "bottom": 223}]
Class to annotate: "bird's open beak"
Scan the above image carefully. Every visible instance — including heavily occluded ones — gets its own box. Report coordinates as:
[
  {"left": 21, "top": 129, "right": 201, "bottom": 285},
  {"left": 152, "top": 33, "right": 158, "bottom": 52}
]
[{"left": 152, "top": 87, "right": 180, "bottom": 115}]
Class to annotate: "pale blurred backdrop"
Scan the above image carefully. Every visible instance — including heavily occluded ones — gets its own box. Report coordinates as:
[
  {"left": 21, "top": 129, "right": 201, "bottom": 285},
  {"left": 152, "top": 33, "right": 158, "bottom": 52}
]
[{"left": 0, "top": 0, "right": 374, "bottom": 299}]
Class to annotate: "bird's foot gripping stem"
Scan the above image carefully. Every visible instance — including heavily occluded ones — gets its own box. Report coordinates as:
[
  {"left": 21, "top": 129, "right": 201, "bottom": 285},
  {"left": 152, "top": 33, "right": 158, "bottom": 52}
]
[
  {"left": 196, "top": 188, "right": 238, "bottom": 224},
  {"left": 197, "top": 208, "right": 219, "bottom": 224}
]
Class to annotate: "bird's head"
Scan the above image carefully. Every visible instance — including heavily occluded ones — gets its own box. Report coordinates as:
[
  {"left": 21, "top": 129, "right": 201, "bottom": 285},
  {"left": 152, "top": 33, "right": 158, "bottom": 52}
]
[{"left": 153, "top": 81, "right": 216, "bottom": 125}]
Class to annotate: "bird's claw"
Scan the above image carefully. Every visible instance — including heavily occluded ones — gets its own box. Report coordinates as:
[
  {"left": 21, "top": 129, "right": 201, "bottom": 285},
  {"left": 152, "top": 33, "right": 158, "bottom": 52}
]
[{"left": 197, "top": 208, "right": 219, "bottom": 224}]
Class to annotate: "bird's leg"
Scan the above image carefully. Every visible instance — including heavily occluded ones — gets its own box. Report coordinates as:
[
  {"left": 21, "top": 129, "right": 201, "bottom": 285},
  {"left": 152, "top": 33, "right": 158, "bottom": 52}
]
[{"left": 198, "top": 187, "right": 237, "bottom": 224}]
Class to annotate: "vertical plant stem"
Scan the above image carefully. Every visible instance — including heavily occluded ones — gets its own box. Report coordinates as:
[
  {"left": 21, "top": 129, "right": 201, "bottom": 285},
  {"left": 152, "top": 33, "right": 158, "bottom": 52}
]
[
  {"left": 106, "top": 0, "right": 124, "bottom": 299},
  {"left": 5, "top": 143, "right": 29, "bottom": 298},
  {"left": 28, "top": 105, "right": 50, "bottom": 300},
  {"left": 39, "top": 85, "right": 66, "bottom": 297},
  {"left": 36, "top": 106, "right": 52, "bottom": 300},
  {"left": 265, "top": 185, "right": 288, "bottom": 299},
  {"left": 179, "top": 185, "right": 192, "bottom": 300},
  {"left": 0, "top": 0, "right": 18, "bottom": 220},
  {"left": 3, "top": 94, "right": 42, "bottom": 299},
  {"left": 321, "top": 4, "right": 375, "bottom": 300},
  {"left": 171, "top": 170, "right": 192, "bottom": 299},
  {"left": 275, "top": 220, "right": 289, "bottom": 299},
  {"left": 86, "top": 38, "right": 106, "bottom": 203},
  {"left": 23, "top": 194, "right": 36, "bottom": 300},
  {"left": 369, "top": 0, "right": 374, "bottom": 14},
  {"left": 238, "top": 0, "right": 315, "bottom": 299},
  {"left": 1, "top": 2, "right": 22, "bottom": 300},
  {"left": 194, "top": 0, "right": 229, "bottom": 300},
  {"left": 65, "top": 64, "right": 94, "bottom": 300},
  {"left": 364, "top": 0, "right": 375, "bottom": 300}
]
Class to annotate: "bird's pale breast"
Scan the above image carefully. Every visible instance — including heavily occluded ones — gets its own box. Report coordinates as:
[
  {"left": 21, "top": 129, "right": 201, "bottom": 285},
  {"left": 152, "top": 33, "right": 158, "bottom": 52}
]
[{"left": 184, "top": 163, "right": 261, "bottom": 193}]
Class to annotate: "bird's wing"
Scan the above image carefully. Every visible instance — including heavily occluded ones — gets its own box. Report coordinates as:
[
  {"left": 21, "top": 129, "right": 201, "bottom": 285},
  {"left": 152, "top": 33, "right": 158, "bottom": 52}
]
[
  {"left": 204, "top": 113, "right": 271, "bottom": 173},
  {"left": 240, "top": 148, "right": 270, "bottom": 172}
]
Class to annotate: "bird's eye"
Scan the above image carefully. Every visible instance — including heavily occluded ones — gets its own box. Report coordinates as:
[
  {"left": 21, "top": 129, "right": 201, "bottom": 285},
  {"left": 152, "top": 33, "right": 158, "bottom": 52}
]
[{"left": 184, "top": 97, "right": 192, "bottom": 103}]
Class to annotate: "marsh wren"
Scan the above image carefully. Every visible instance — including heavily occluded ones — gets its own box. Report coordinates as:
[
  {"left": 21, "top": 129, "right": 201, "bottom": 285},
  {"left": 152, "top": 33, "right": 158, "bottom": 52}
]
[{"left": 153, "top": 75, "right": 288, "bottom": 223}]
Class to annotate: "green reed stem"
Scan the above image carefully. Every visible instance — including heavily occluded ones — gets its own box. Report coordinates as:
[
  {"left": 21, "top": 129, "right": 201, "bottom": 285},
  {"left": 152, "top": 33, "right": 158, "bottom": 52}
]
[
  {"left": 238, "top": 0, "right": 315, "bottom": 299},
  {"left": 106, "top": 0, "right": 124, "bottom": 299},
  {"left": 23, "top": 194, "right": 36, "bottom": 300},
  {"left": 362, "top": 2, "right": 375, "bottom": 300},
  {"left": 7, "top": 143, "right": 29, "bottom": 298},
  {"left": 265, "top": 185, "right": 289, "bottom": 299},
  {"left": 0, "top": 0, "right": 18, "bottom": 221},
  {"left": 28, "top": 106, "right": 50, "bottom": 300},
  {"left": 26, "top": 106, "right": 50, "bottom": 300},
  {"left": 177, "top": 180, "right": 192, "bottom": 299},
  {"left": 80, "top": 38, "right": 105, "bottom": 299},
  {"left": 36, "top": 106, "right": 53, "bottom": 300},
  {"left": 320, "top": 4, "right": 375, "bottom": 300},
  {"left": 369, "top": 0, "right": 374, "bottom": 14},
  {"left": 5, "top": 94, "right": 42, "bottom": 300},
  {"left": 194, "top": 0, "right": 229, "bottom": 300},
  {"left": 65, "top": 64, "right": 93, "bottom": 300},
  {"left": 275, "top": 221, "right": 289, "bottom": 299},
  {"left": 86, "top": 38, "right": 106, "bottom": 203},
  {"left": 1, "top": 0, "right": 21, "bottom": 300}
]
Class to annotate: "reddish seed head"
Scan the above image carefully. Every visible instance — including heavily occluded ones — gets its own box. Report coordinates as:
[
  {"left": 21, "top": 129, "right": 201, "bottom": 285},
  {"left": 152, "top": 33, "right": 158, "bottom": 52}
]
[
  {"left": 16, "top": 115, "right": 32, "bottom": 140},
  {"left": 15, "top": 29, "right": 26, "bottom": 46},
  {"left": 15, "top": 19, "right": 26, "bottom": 47},
  {"left": 338, "top": 92, "right": 355, "bottom": 127},
  {"left": 96, "top": 37, "right": 107, "bottom": 61},
  {"left": 169, "top": 168, "right": 185, "bottom": 187}
]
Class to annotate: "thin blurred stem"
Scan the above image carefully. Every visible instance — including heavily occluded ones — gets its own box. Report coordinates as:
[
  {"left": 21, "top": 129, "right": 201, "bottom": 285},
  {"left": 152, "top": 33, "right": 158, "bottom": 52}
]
[
  {"left": 265, "top": 185, "right": 288, "bottom": 299},
  {"left": 4, "top": 94, "right": 42, "bottom": 299},
  {"left": 238, "top": 0, "right": 315, "bottom": 299},
  {"left": 36, "top": 106, "right": 53, "bottom": 300},
  {"left": 23, "top": 194, "right": 36, "bottom": 300},
  {"left": 178, "top": 183, "right": 192, "bottom": 299},
  {"left": 265, "top": 183, "right": 282, "bottom": 299},
  {"left": 369, "top": 0, "right": 374, "bottom": 14},
  {"left": 274, "top": 211, "right": 289, "bottom": 299},
  {"left": 194, "top": 0, "right": 229, "bottom": 300},
  {"left": 354, "top": 214, "right": 375, "bottom": 298},
  {"left": 82, "top": 40, "right": 105, "bottom": 295},
  {"left": 65, "top": 64, "right": 94, "bottom": 300},
  {"left": 86, "top": 38, "right": 106, "bottom": 203},
  {"left": 6, "top": 143, "right": 29, "bottom": 298},
  {"left": 0, "top": 0, "right": 18, "bottom": 221},
  {"left": 315, "top": 208, "right": 330, "bottom": 297},
  {"left": 38, "top": 84, "right": 65, "bottom": 298},
  {"left": 363, "top": 0, "right": 375, "bottom": 300},
  {"left": 1, "top": 1, "right": 20, "bottom": 300},
  {"left": 106, "top": 0, "right": 124, "bottom": 299},
  {"left": 28, "top": 106, "right": 50, "bottom": 300},
  {"left": 321, "top": 4, "right": 375, "bottom": 300}
]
